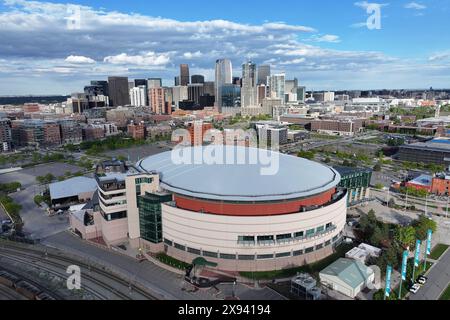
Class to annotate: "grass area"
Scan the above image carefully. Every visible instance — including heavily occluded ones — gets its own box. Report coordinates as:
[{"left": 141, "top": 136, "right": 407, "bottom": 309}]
[
  {"left": 430, "top": 244, "right": 449, "bottom": 260},
  {"left": 439, "top": 284, "right": 450, "bottom": 300},
  {"left": 155, "top": 252, "right": 190, "bottom": 270},
  {"left": 239, "top": 243, "right": 353, "bottom": 280},
  {"left": 311, "top": 134, "right": 340, "bottom": 140}
]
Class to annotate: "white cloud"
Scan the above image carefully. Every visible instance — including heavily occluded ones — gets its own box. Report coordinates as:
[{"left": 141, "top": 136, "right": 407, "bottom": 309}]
[
  {"left": 404, "top": 2, "right": 427, "bottom": 10},
  {"left": 0, "top": 0, "right": 448, "bottom": 93},
  {"left": 103, "top": 52, "right": 171, "bottom": 66},
  {"left": 310, "top": 34, "right": 341, "bottom": 43},
  {"left": 429, "top": 52, "right": 450, "bottom": 62},
  {"left": 65, "top": 55, "right": 95, "bottom": 64},
  {"left": 183, "top": 51, "right": 203, "bottom": 59},
  {"left": 354, "top": 1, "right": 389, "bottom": 9}
]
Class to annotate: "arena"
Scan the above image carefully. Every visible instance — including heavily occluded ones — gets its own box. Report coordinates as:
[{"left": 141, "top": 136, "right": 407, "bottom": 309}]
[{"left": 137, "top": 146, "right": 347, "bottom": 272}]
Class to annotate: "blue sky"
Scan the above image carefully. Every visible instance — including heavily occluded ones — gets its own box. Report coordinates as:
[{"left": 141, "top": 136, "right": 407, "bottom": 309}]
[{"left": 0, "top": 0, "right": 449, "bottom": 94}]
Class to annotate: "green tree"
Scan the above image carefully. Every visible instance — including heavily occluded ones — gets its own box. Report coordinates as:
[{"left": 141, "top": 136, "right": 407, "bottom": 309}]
[
  {"left": 394, "top": 226, "right": 416, "bottom": 249},
  {"left": 412, "top": 215, "right": 437, "bottom": 240},
  {"left": 373, "top": 163, "right": 382, "bottom": 172}
]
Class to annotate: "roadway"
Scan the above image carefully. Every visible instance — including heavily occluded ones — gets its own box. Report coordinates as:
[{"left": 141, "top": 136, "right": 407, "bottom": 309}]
[{"left": 409, "top": 247, "right": 450, "bottom": 300}]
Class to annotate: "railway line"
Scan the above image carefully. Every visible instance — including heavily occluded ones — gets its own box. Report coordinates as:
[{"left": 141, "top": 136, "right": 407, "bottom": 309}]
[
  {"left": 0, "top": 241, "right": 158, "bottom": 300},
  {"left": 0, "top": 283, "right": 26, "bottom": 300}
]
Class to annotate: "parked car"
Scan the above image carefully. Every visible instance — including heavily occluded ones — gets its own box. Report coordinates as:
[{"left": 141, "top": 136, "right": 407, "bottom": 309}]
[
  {"left": 1, "top": 219, "right": 12, "bottom": 225},
  {"left": 409, "top": 283, "right": 421, "bottom": 294},
  {"left": 417, "top": 275, "right": 428, "bottom": 285}
]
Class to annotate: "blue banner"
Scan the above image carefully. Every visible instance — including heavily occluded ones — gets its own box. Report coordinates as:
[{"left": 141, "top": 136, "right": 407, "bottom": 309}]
[
  {"left": 385, "top": 265, "right": 392, "bottom": 297},
  {"left": 426, "top": 229, "right": 433, "bottom": 255},
  {"left": 401, "top": 251, "right": 408, "bottom": 281},
  {"left": 414, "top": 240, "right": 421, "bottom": 267}
]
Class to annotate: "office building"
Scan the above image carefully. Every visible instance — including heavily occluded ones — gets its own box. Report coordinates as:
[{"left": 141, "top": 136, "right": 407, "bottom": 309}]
[
  {"left": 215, "top": 59, "right": 233, "bottom": 111},
  {"left": 188, "top": 84, "right": 204, "bottom": 105},
  {"left": 180, "top": 64, "right": 190, "bottom": 86},
  {"left": 268, "top": 73, "right": 286, "bottom": 101},
  {"left": 129, "top": 86, "right": 148, "bottom": 107},
  {"left": 191, "top": 75, "right": 205, "bottom": 84},
  {"left": 241, "top": 61, "right": 257, "bottom": 108},
  {"left": 108, "top": 77, "right": 130, "bottom": 107},
  {"left": 257, "top": 65, "right": 271, "bottom": 85}
]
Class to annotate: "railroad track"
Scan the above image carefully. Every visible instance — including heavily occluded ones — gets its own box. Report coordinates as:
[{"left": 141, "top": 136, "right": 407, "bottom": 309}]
[
  {"left": 0, "top": 250, "right": 116, "bottom": 300},
  {"left": 0, "top": 284, "right": 25, "bottom": 300},
  {"left": 0, "top": 243, "right": 158, "bottom": 300}
]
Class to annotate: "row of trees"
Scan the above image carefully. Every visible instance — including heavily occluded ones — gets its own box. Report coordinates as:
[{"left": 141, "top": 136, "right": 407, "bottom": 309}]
[{"left": 0, "top": 182, "right": 21, "bottom": 194}]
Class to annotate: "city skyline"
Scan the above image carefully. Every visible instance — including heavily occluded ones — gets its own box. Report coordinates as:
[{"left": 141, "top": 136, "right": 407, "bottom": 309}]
[{"left": 1, "top": 0, "right": 450, "bottom": 95}]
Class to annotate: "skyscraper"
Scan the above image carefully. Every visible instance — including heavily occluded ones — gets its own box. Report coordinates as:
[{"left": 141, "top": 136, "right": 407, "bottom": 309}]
[
  {"left": 180, "top": 64, "right": 190, "bottom": 86},
  {"left": 129, "top": 86, "right": 148, "bottom": 107},
  {"left": 188, "top": 84, "right": 204, "bottom": 105},
  {"left": 191, "top": 75, "right": 205, "bottom": 84},
  {"left": 108, "top": 76, "right": 130, "bottom": 107},
  {"left": 215, "top": 59, "right": 233, "bottom": 112},
  {"left": 257, "top": 65, "right": 271, "bottom": 85},
  {"left": 147, "top": 78, "right": 162, "bottom": 88},
  {"left": 268, "top": 73, "right": 285, "bottom": 102},
  {"left": 241, "top": 61, "right": 257, "bottom": 108}
]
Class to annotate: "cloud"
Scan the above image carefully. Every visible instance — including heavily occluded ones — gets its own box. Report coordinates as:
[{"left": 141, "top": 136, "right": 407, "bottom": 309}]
[
  {"left": 103, "top": 52, "right": 171, "bottom": 66},
  {"left": 429, "top": 52, "right": 450, "bottom": 62},
  {"left": 310, "top": 34, "right": 341, "bottom": 43},
  {"left": 404, "top": 2, "right": 427, "bottom": 10},
  {"left": 65, "top": 55, "right": 95, "bottom": 64},
  {"left": 354, "top": 1, "right": 389, "bottom": 9},
  {"left": 183, "top": 51, "right": 203, "bottom": 59},
  {"left": 0, "top": 0, "right": 448, "bottom": 94}
]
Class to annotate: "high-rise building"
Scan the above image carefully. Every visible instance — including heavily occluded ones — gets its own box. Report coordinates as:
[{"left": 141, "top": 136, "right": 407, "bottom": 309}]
[
  {"left": 257, "top": 84, "right": 268, "bottom": 103},
  {"left": 232, "top": 77, "right": 241, "bottom": 86},
  {"left": 108, "top": 76, "right": 130, "bottom": 107},
  {"left": 203, "top": 81, "right": 215, "bottom": 97},
  {"left": 188, "top": 84, "right": 204, "bottom": 105},
  {"left": 257, "top": 65, "right": 271, "bottom": 85},
  {"left": 129, "top": 86, "right": 148, "bottom": 107},
  {"left": 221, "top": 84, "right": 241, "bottom": 108},
  {"left": 215, "top": 59, "right": 233, "bottom": 111},
  {"left": 297, "top": 86, "right": 306, "bottom": 103},
  {"left": 268, "top": 74, "right": 285, "bottom": 102},
  {"left": 191, "top": 75, "right": 205, "bottom": 84},
  {"left": 0, "top": 118, "right": 12, "bottom": 152},
  {"left": 90, "top": 80, "right": 109, "bottom": 96},
  {"left": 180, "top": 64, "right": 190, "bottom": 86},
  {"left": 134, "top": 79, "right": 147, "bottom": 87},
  {"left": 172, "top": 86, "right": 189, "bottom": 109},
  {"left": 241, "top": 61, "right": 257, "bottom": 108},
  {"left": 148, "top": 78, "right": 162, "bottom": 89},
  {"left": 174, "top": 76, "right": 180, "bottom": 86},
  {"left": 149, "top": 87, "right": 170, "bottom": 115}
]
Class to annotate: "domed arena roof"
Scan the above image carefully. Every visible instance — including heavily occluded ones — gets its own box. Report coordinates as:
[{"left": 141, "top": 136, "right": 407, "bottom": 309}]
[{"left": 137, "top": 146, "right": 341, "bottom": 202}]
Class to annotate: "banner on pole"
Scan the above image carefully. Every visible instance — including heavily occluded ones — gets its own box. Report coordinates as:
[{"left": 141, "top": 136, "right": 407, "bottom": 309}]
[
  {"left": 401, "top": 251, "right": 408, "bottom": 281},
  {"left": 426, "top": 229, "right": 433, "bottom": 255},
  {"left": 414, "top": 239, "right": 421, "bottom": 267},
  {"left": 385, "top": 265, "right": 392, "bottom": 297}
]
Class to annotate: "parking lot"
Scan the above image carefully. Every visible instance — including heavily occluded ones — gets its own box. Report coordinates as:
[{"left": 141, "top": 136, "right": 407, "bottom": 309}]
[
  {"left": 0, "top": 162, "right": 85, "bottom": 239},
  {"left": 0, "top": 162, "right": 84, "bottom": 188}
]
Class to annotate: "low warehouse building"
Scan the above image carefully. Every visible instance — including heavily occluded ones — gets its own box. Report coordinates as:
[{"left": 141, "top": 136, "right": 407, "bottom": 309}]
[
  {"left": 319, "top": 258, "right": 375, "bottom": 298},
  {"left": 49, "top": 176, "right": 97, "bottom": 207}
]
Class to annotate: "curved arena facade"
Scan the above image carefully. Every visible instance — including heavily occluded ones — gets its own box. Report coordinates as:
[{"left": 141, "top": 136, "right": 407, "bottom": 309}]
[{"left": 136, "top": 146, "right": 348, "bottom": 272}]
